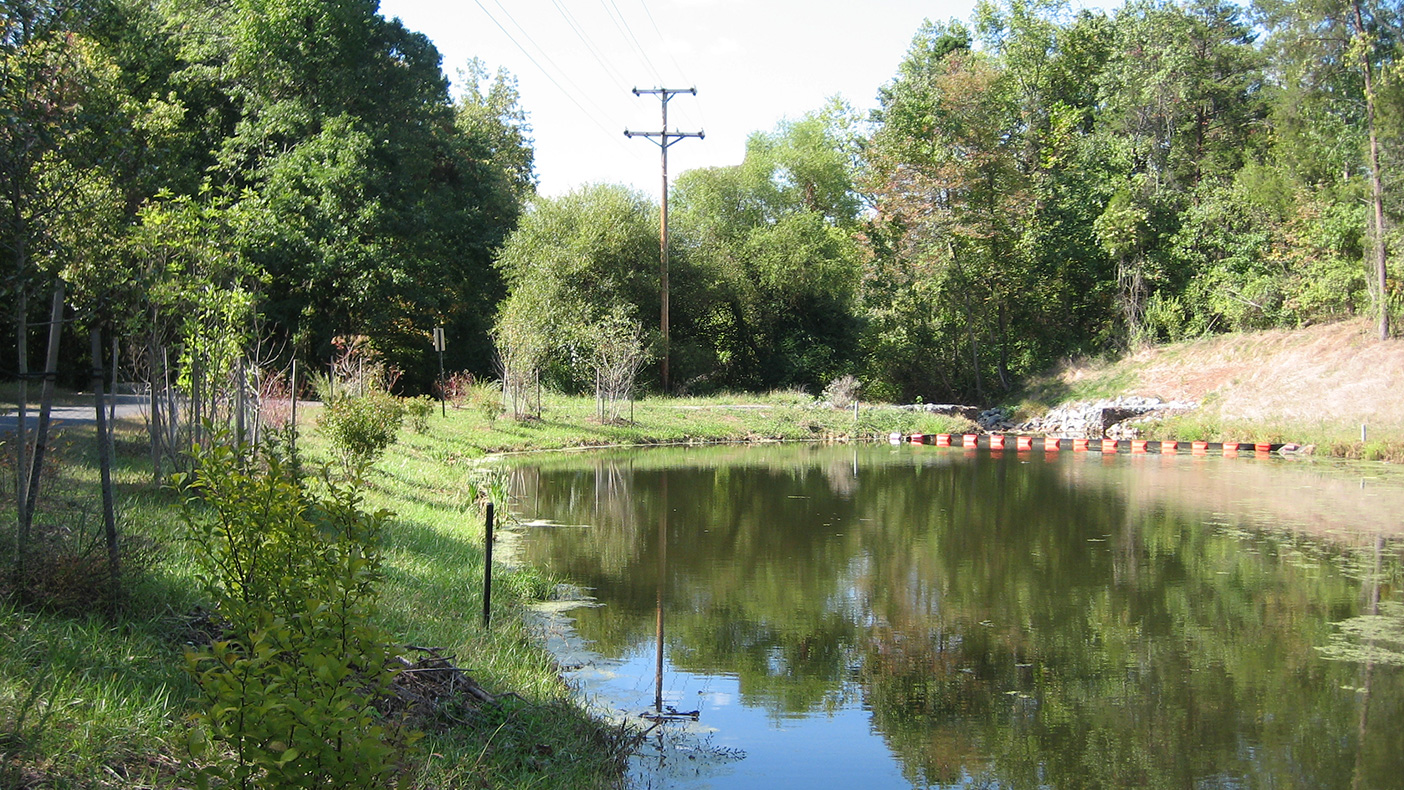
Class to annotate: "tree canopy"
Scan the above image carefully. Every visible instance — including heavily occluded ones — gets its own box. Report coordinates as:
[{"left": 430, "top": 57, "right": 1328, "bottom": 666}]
[{"left": 4, "top": 0, "right": 1401, "bottom": 408}]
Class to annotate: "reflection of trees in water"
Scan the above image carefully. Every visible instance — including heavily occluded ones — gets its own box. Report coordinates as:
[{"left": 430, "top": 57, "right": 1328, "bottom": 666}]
[
  {"left": 514, "top": 446, "right": 1404, "bottom": 789},
  {"left": 512, "top": 459, "right": 648, "bottom": 578}
]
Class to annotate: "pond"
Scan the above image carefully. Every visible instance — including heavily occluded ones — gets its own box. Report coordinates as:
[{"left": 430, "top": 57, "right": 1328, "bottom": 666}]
[{"left": 507, "top": 443, "right": 1404, "bottom": 790}]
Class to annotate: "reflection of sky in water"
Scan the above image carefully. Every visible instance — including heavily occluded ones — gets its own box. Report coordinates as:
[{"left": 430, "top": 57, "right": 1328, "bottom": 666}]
[{"left": 562, "top": 641, "right": 915, "bottom": 790}]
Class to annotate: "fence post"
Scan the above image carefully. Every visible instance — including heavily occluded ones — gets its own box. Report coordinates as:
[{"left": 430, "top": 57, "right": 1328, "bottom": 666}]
[{"left": 483, "top": 502, "right": 494, "bottom": 628}]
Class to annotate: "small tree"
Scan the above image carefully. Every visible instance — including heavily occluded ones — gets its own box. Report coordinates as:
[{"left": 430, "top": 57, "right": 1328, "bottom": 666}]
[
  {"left": 589, "top": 309, "right": 649, "bottom": 424},
  {"left": 822, "top": 374, "right": 862, "bottom": 410},
  {"left": 316, "top": 391, "right": 404, "bottom": 476},
  {"left": 493, "top": 309, "right": 547, "bottom": 421}
]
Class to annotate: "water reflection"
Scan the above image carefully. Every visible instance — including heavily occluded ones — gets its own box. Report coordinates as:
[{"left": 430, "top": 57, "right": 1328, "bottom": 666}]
[{"left": 511, "top": 445, "right": 1404, "bottom": 790}]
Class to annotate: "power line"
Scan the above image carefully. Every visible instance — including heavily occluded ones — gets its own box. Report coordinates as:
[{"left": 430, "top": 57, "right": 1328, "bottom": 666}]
[
  {"left": 632, "top": 0, "right": 709, "bottom": 136},
  {"left": 634, "top": 0, "right": 692, "bottom": 86},
  {"left": 550, "top": 0, "right": 633, "bottom": 94},
  {"left": 597, "top": 0, "right": 660, "bottom": 83},
  {"left": 470, "top": 0, "right": 636, "bottom": 155},
  {"left": 488, "top": 0, "right": 620, "bottom": 123}
]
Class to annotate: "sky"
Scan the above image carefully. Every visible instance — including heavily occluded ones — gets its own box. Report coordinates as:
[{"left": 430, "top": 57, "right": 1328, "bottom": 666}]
[{"left": 375, "top": 0, "right": 985, "bottom": 198}]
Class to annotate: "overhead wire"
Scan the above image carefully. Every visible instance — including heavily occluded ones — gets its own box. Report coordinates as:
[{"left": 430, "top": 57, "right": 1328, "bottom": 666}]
[
  {"left": 470, "top": 0, "right": 639, "bottom": 157},
  {"left": 597, "top": 0, "right": 661, "bottom": 85},
  {"left": 550, "top": 0, "right": 634, "bottom": 95},
  {"left": 634, "top": 0, "right": 692, "bottom": 87},
  {"left": 489, "top": 0, "right": 621, "bottom": 122},
  {"left": 631, "top": 0, "right": 708, "bottom": 135}
]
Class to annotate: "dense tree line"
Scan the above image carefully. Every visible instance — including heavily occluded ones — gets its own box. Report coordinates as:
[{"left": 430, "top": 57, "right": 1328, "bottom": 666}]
[
  {"left": 3, "top": 0, "right": 532, "bottom": 395},
  {"left": 5, "top": 0, "right": 1402, "bottom": 412},
  {"left": 3, "top": 0, "right": 532, "bottom": 594},
  {"left": 496, "top": 0, "right": 1402, "bottom": 402}
]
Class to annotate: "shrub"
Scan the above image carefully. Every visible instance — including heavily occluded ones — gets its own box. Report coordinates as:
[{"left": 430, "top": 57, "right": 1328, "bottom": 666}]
[
  {"left": 177, "top": 442, "right": 417, "bottom": 789},
  {"left": 468, "top": 381, "right": 504, "bottom": 426},
  {"left": 822, "top": 375, "right": 861, "bottom": 409},
  {"left": 317, "top": 391, "right": 404, "bottom": 474},
  {"left": 404, "top": 395, "right": 434, "bottom": 434},
  {"left": 437, "top": 370, "right": 475, "bottom": 409}
]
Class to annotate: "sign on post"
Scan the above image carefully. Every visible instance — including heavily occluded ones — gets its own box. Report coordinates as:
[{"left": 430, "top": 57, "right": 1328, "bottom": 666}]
[{"left": 433, "top": 326, "right": 446, "bottom": 416}]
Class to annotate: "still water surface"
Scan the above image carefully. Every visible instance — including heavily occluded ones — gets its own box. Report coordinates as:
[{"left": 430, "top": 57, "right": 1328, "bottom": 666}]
[{"left": 509, "top": 444, "right": 1404, "bottom": 789}]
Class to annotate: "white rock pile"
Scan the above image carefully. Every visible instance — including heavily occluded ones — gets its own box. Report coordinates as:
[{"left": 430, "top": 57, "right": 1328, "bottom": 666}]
[{"left": 1012, "top": 396, "right": 1196, "bottom": 439}]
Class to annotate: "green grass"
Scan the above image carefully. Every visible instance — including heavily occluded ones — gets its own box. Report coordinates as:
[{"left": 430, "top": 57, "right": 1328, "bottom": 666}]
[
  {"left": 343, "top": 389, "right": 975, "bottom": 458},
  {"left": 1131, "top": 414, "right": 1404, "bottom": 463},
  {"left": 0, "top": 424, "right": 197, "bottom": 789}
]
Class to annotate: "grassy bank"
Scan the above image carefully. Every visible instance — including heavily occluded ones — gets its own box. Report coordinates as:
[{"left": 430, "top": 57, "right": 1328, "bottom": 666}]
[
  {"left": 393, "top": 389, "right": 976, "bottom": 456},
  {"left": 1009, "top": 319, "right": 1404, "bottom": 462},
  {"left": 0, "top": 391, "right": 969, "bottom": 788}
]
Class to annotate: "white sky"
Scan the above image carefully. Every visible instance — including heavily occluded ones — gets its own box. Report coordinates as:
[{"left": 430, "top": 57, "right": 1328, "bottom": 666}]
[{"left": 375, "top": 0, "right": 984, "bottom": 198}]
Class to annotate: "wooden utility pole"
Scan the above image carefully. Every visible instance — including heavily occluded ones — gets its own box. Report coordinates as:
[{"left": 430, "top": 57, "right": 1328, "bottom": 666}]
[{"left": 626, "top": 87, "right": 703, "bottom": 392}]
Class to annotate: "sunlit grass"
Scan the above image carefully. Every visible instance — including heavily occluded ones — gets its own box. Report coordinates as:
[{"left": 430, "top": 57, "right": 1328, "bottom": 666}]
[
  {"left": 1142, "top": 414, "right": 1404, "bottom": 463},
  {"left": 0, "top": 600, "right": 193, "bottom": 787}
]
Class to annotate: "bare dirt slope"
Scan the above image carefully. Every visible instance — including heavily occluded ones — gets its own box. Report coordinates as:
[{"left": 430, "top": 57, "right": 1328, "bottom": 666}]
[{"left": 1047, "top": 318, "right": 1404, "bottom": 431}]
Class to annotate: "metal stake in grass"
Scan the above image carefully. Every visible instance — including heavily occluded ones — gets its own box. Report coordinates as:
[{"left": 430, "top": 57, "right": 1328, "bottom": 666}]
[{"left": 483, "top": 502, "right": 494, "bottom": 628}]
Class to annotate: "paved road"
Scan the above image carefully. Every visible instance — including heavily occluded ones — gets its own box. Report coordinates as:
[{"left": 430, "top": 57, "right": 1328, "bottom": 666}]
[{"left": 0, "top": 394, "right": 147, "bottom": 434}]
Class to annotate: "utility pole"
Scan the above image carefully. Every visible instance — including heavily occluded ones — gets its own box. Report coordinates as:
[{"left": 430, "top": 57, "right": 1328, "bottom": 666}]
[{"left": 626, "top": 87, "right": 703, "bottom": 393}]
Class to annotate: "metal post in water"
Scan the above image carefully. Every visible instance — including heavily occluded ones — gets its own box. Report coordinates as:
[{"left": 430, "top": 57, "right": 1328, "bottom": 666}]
[{"left": 483, "top": 502, "right": 494, "bottom": 628}]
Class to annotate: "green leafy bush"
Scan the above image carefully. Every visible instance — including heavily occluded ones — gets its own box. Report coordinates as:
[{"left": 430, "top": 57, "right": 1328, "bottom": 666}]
[
  {"left": 404, "top": 395, "right": 434, "bottom": 434},
  {"left": 468, "top": 381, "right": 504, "bottom": 426},
  {"left": 177, "top": 442, "right": 418, "bottom": 789},
  {"left": 317, "top": 391, "right": 404, "bottom": 473}
]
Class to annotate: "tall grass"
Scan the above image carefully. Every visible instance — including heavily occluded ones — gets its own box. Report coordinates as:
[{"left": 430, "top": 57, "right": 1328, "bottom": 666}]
[{"left": 0, "top": 600, "right": 193, "bottom": 787}]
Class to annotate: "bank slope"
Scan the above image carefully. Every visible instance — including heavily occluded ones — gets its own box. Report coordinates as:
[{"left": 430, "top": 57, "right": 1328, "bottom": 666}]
[{"left": 1015, "top": 318, "right": 1404, "bottom": 455}]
